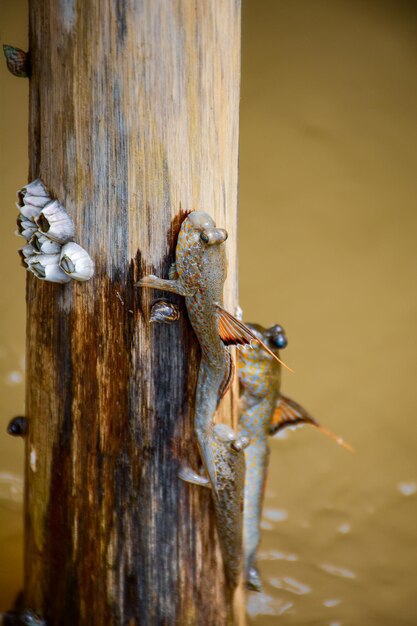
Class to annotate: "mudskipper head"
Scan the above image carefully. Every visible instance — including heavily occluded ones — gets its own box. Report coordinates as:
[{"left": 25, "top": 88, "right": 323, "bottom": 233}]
[
  {"left": 238, "top": 323, "right": 288, "bottom": 393},
  {"left": 180, "top": 211, "right": 228, "bottom": 247},
  {"left": 176, "top": 211, "right": 228, "bottom": 283}
]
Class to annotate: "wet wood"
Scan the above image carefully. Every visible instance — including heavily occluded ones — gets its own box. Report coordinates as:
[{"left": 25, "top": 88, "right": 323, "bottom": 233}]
[{"left": 25, "top": 1, "right": 243, "bottom": 624}]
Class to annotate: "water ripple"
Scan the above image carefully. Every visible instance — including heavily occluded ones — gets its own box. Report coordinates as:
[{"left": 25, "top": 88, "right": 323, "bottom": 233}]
[
  {"left": 269, "top": 576, "right": 311, "bottom": 595},
  {"left": 338, "top": 523, "right": 351, "bottom": 534},
  {"left": 260, "top": 520, "right": 274, "bottom": 531},
  {"left": 263, "top": 508, "right": 288, "bottom": 522},
  {"left": 258, "top": 548, "right": 298, "bottom": 562},
  {"left": 397, "top": 481, "right": 417, "bottom": 497},
  {"left": 5, "top": 370, "right": 23, "bottom": 385},
  {"left": 320, "top": 563, "right": 357, "bottom": 579},
  {"left": 0, "top": 472, "right": 24, "bottom": 510},
  {"left": 246, "top": 592, "right": 293, "bottom": 617}
]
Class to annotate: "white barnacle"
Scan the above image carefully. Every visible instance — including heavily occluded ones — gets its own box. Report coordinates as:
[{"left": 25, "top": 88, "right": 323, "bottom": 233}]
[
  {"left": 21, "top": 194, "right": 51, "bottom": 208},
  {"left": 35, "top": 200, "right": 75, "bottom": 243},
  {"left": 18, "top": 178, "right": 49, "bottom": 200},
  {"left": 30, "top": 232, "right": 61, "bottom": 255},
  {"left": 16, "top": 213, "right": 38, "bottom": 240},
  {"left": 18, "top": 243, "right": 37, "bottom": 267},
  {"left": 17, "top": 179, "right": 50, "bottom": 211},
  {"left": 59, "top": 242, "right": 94, "bottom": 282},
  {"left": 27, "top": 253, "right": 71, "bottom": 283},
  {"left": 16, "top": 201, "right": 43, "bottom": 220},
  {"left": 19, "top": 243, "right": 36, "bottom": 259}
]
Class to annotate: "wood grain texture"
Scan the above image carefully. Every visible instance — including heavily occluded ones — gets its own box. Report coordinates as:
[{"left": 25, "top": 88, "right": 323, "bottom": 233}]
[{"left": 25, "top": 1, "right": 243, "bottom": 624}]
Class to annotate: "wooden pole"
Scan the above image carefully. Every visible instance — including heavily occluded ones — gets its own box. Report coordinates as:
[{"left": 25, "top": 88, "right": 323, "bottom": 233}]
[{"left": 24, "top": 1, "right": 242, "bottom": 624}]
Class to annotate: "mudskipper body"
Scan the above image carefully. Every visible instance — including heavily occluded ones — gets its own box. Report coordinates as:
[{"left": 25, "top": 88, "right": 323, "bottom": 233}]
[
  {"left": 238, "top": 323, "right": 351, "bottom": 591},
  {"left": 137, "top": 211, "right": 262, "bottom": 588}
]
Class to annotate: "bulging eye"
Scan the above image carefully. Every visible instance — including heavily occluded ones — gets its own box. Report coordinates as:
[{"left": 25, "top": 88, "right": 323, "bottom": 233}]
[
  {"left": 200, "top": 232, "right": 209, "bottom": 243},
  {"left": 271, "top": 334, "right": 287, "bottom": 349}
]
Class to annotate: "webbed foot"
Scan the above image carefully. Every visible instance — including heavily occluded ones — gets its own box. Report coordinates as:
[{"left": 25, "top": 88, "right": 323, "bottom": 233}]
[
  {"left": 135, "top": 275, "right": 194, "bottom": 297},
  {"left": 179, "top": 466, "right": 211, "bottom": 488}
]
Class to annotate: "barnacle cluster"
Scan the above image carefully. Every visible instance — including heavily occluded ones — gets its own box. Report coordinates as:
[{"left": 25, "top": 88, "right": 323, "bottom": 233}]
[{"left": 16, "top": 179, "right": 94, "bottom": 284}]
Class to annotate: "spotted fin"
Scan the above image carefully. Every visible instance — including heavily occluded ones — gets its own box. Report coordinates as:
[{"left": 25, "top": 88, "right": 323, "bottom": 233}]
[
  {"left": 215, "top": 303, "right": 293, "bottom": 372},
  {"left": 270, "top": 394, "right": 353, "bottom": 452}
]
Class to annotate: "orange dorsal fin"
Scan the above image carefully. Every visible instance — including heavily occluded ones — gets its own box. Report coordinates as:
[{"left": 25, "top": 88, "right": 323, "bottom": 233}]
[
  {"left": 269, "top": 394, "right": 353, "bottom": 452},
  {"left": 214, "top": 303, "right": 293, "bottom": 373}
]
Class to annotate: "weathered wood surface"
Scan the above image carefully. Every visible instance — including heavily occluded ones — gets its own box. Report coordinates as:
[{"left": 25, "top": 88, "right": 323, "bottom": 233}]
[{"left": 25, "top": 1, "right": 242, "bottom": 624}]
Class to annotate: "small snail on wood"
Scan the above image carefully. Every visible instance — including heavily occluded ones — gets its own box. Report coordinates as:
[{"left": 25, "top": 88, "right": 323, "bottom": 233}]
[
  {"left": 3, "top": 44, "right": 30, "bottom": 78},
  {"left": 7, "top": 416, "right": 28, "bottom": 438},
  {"left": 150, "top": 300, "right": 181, "bottom": 323}
]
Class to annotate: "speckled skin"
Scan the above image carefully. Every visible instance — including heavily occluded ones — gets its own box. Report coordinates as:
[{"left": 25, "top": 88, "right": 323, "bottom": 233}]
[
  {"left": 238, "top": 323, "right": 351, "bottom": 591},
  {"left": 238, "top": 323, "right": 287, "bottom": 591},
  {"left": 137, "top": 211, "right": 246, "bottom": 588}
]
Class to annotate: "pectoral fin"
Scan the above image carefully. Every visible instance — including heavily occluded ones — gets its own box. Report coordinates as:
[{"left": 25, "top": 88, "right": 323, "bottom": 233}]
[
  {"left": 270, "top": 395, "right": 353, "bottom": 452},
  {"left": 215, "top": 303, "right": 293, "bottom": 373},
  {"left": 179, "top": 466, "right": 211, "bottom": 488},
  {"left": 269, "top": 395, "right": 317, "bottom": 434},
  {"left": 135, "top": 274, "right": 195, "bottom": 297}
]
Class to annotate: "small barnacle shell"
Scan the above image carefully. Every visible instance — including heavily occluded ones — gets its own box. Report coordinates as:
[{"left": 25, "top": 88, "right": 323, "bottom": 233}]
[
  {"left": 27, "top": 253, "right": 71, "bottom": 283},
  {"left": 30, "top": 232, "right": 61, "bottom": 255},
  {"left": 18, "top": 178, "right": 49, "bottom": 199},
  {"left": 17, "top": 201, "right": 42, "bottom": 221},
  {"left": 18, "top": 243, "right": 36, "bottom": 267},
  {"left": 17, "top": 179, "right": 50, "bottom": 209},
  {"left": 59, "top": 242, "right": 94, "bottom": 282},
  {"left": 19, "top": 243, "right": 36, "bottom": 259},
  {"left": 16, "top": 214, "right": 38, "bottom": 240},
  {"left": 20, "top": 194, "right": 51, "bottom": 209},
  {"left": 35, "top": 200, "right": 75, "bottom": 243}
]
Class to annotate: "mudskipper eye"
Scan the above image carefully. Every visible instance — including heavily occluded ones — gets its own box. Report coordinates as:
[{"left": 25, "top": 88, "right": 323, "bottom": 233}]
[
  {"left": 200, "top": 232, "right": 209, "bottom": 243},
  {"left": 271, "top": 334, "right": 287, "bottom": 349}
]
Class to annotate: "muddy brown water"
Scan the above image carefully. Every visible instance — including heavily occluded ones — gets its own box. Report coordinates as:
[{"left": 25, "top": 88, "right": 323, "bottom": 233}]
[{"left": 1, "top": 1, "right": 417, "bottom": 624}]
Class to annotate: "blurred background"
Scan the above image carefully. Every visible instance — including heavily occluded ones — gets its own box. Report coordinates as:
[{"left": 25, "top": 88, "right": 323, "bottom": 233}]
[{"left": 1, "top": 1, "right": 417, "bottom": 624}]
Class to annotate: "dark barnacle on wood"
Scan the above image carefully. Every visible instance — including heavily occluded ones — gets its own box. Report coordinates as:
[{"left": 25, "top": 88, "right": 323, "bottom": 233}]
[
  {"left": 7, "top": 416, "right": 28, "bottom": 437},
  {"left": 150, "top": 299, "right": 181, "bottom": 323},
  {"left": 2, "top": 45, "right": 30, "bottom": 78},
  {"left": 2, "top": 609, "right": 46, "bottom": 626}
]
